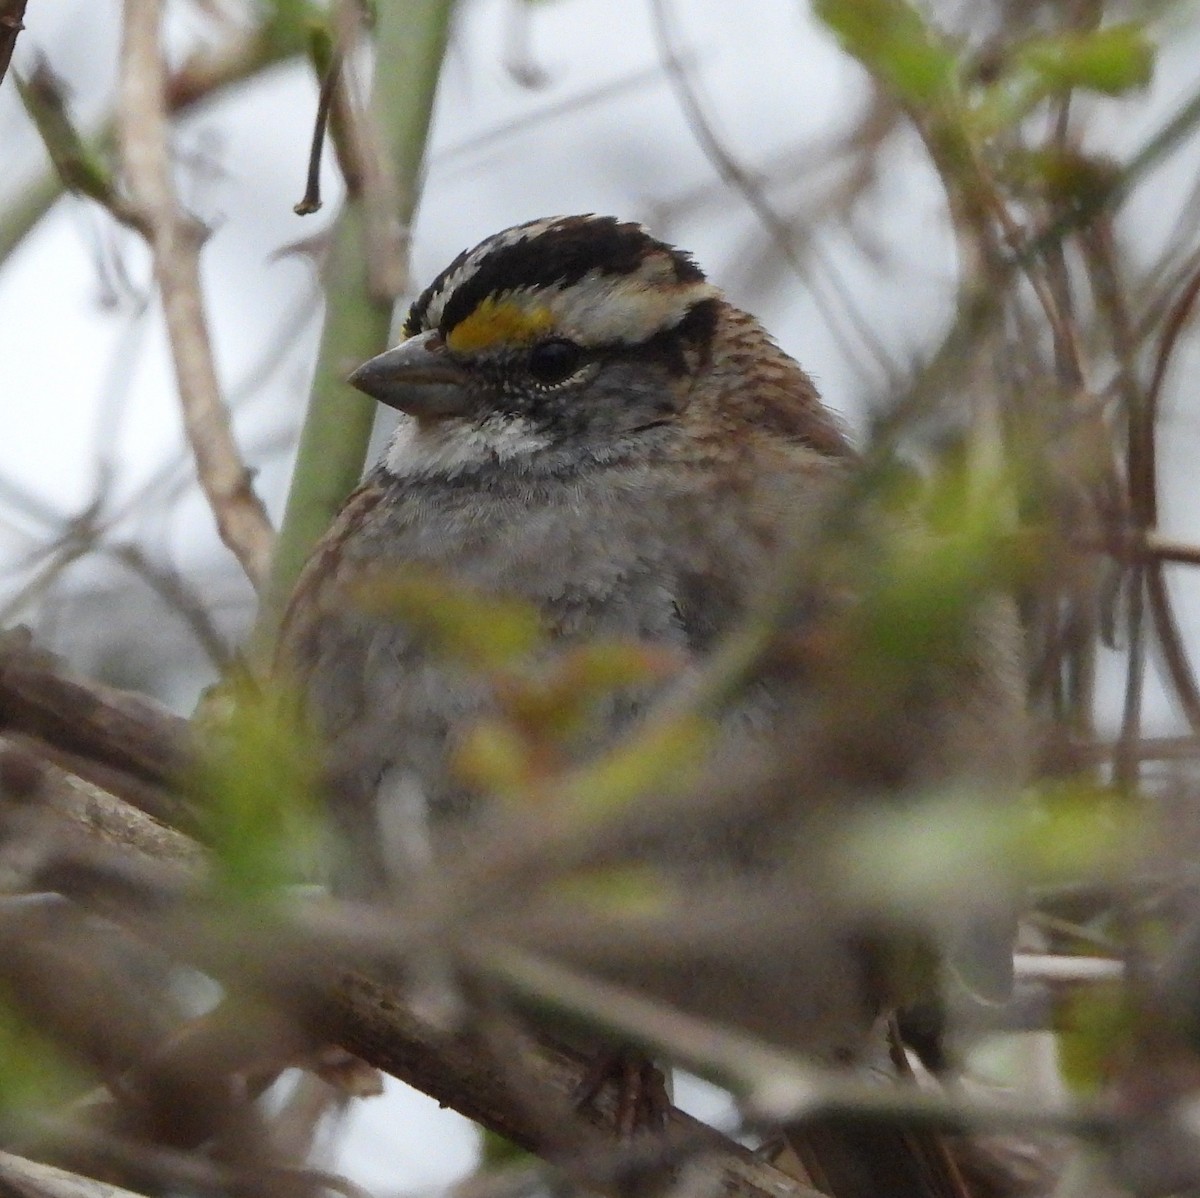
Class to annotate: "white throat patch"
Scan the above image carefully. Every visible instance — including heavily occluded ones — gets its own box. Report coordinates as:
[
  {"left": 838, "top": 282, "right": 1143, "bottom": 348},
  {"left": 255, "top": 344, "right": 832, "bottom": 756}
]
[{"left": 384, "top": 414, "right": 551, "bottom": 479}]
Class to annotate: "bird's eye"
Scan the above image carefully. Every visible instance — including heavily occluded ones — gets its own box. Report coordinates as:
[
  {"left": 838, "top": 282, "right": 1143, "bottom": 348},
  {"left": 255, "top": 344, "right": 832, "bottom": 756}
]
[{"left": 527, "top": 339, "right": 583, "bottom": 386}]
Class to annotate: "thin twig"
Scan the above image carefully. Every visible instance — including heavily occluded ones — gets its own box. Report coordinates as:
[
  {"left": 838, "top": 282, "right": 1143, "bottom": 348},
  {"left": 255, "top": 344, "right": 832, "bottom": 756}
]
[
  {"left": 25, "top": 1121, "right": 373, "bottom": 1198},
  {"left": 15, "top": 59, "right": 149, "bottom": 233},
  {"left": 252, "top": 0, "right": 455, "bottom": 650},
  {"left": 116, "top": 0, "right": 274, "bottom": 591},
  {"left": 648, "top": 0, "right": 901, "bottom": 389},
  {"left": 2, "top": 5, "right": 314, "bottom": 267},
  {"left": 1129, "top": 246, "right": 1200, "bottom": 732},
  {"left": 1012, "top": 953, "right": 1123, "bottom": 984},
  {"left": 1020, "top": 83, "right": 1200, "bottom": 267},
  {"left": 981, "top": 168, "right": 1087, "bottom": 391},
  {"left": 1084, "top": 222, "right": 1148, "bottom": 788},
  {"left": 105, "top": 542, "right": 232, "bottom": 670},
  {"left": 1144, "top": 533, "right": 1200, "bottom": 568},
  {"left": 471, "top": 942, "right": 1112, "bottom": 1143},
  {"left": 1145, "top": 258, "right": 1200, "bottom": 419},
  {"left": 295, "top": 42, "right": 343, "bottom": 216},
  {"left": 330, "top": 0, "right": 406, "bottom": 303},
  {"left": 501, "top": 0, "right": 550, "bottom": 88}
]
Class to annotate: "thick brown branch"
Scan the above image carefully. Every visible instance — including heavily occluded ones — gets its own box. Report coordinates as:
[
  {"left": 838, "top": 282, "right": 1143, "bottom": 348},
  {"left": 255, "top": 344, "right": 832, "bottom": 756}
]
[
  {"left": 116, "top": 0, "right": 274, "bottom": 591},
  {"left": 0, "top": 667, "right": 815, "bottom": 1198},
  {"left": 319, "top": 972, "right": 814, "bottom": 1198},
  {"left": 0, "top": 633, "right": 193, "bottom": 829},
  {"left": 0, "top": 1150, "right": 151, "bottom": 1198}
]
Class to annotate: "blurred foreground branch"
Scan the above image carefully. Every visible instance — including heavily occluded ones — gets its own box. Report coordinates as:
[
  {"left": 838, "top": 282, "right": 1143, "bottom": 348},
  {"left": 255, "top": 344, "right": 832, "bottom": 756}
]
[
  {"left": 0, "top": 637, "right": 820, "bottom": 1198},
  {"left": 0, "top": 1149, "right": 150, "bottom": 1198}
]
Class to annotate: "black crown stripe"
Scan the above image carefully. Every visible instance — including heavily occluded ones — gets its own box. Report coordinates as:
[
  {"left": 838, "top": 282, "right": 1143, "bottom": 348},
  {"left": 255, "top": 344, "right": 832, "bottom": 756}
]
[{"left": 403, "top": 216, "right": 707, "bottom": 339}]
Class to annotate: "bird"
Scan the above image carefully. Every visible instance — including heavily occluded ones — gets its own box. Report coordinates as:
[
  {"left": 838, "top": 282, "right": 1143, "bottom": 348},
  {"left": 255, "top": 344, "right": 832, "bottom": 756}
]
[{"left": 277, "top": 214, "right": 1028, "bottom": 1197}]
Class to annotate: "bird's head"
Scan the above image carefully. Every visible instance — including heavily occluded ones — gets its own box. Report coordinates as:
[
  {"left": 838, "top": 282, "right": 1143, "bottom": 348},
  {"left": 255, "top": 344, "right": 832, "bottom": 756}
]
[{"left": 349, "top": 215, "right": 724, "bottom": 477}]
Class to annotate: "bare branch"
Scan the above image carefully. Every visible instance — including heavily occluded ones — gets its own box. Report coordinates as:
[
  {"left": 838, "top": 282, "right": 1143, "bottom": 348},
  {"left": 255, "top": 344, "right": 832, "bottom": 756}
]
[
  {"left": 0, "top": 1150, "right": 151, "bottom": 1198},
  {"left": 115, "top": 0, "right": 274, "bottom": 591},
  {"left": 0, "top": 0, "right": 27, "bottom": 91},
  {"left": 331, "top": 0, "right": 406, "bottom": 303},
  {"left": 15, "top": 60, "right": 149, "bottom": 234},
  {"left": 321, "top": 969, "right": 820, "bottom": 1198},
  {"left": 0, "top": 632, "right": 196, "bottom": 829},
  {"left": 104, "top": 542, "right": 232, "bottom": 671},
  {"left": 2, "top": 7, "right": 314, "bottom": 267},
  {"left": 648, "top": 0, "right": 901, "bottom": 390},
  {"left": 0, "top": 646, "right": 814, "bottom": 1198},
  {"left": 1012, "top": 953, "right": 1124, "bottom": 985}
]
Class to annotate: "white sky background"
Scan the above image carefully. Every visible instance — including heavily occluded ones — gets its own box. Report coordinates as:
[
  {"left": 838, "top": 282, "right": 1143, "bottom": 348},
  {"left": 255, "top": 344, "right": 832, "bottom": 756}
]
[{"left": 4, "top": 0, "right": 1200, "bottom": 1188}]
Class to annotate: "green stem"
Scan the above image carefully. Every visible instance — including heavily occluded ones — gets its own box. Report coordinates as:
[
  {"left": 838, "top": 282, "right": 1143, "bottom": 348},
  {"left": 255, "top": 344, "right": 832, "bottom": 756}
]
[{"left": 252, "top": 0, "right": 456, "bottom": 655}]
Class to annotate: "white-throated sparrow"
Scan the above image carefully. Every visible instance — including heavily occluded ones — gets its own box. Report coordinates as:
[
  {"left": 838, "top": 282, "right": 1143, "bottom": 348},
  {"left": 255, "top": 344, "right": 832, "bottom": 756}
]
[{"left": 278, "top": 215, "right": 1027, "bottom": 1197}]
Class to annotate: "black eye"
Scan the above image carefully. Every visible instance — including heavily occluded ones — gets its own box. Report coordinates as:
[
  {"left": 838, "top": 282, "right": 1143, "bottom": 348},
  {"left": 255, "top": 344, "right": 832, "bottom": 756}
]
[{"left": 527, "top": 339, "right": 583, "bottom": 386}]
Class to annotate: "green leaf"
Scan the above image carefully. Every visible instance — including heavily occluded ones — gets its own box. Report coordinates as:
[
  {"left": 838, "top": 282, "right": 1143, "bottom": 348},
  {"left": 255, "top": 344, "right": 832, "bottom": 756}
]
[
  {"left": 1057, "top": 983, "right": 1131, "bottom": 1093},
  {"left": 556, "top": 864, "right": 672, "bottom": 918},
  {"left": 1020, "top": 782, "right": 1143, "bottom": 882},
  {"left": 453, "top": 718, "right": 538, "bottom": 796},
  {"left": 191, "top": 677, "right": 323, "bottom": 897},
  {"left": 850, "top": 455, "right": 1022, "bottom": 674},
  {"left": 1018, "top": 24, "right": 1153, "bottom": 97},
  {"left": 351, "top": 568, "right": 545, "bottom": 671},
  {"left": 996, "top": 146, "right": 1119, "bottom": 206},
  {"left": 972, "top": 24, "right": 1154, "bottom": 136},
  {"left": 0, "top": 1002, "right": 79, "bottom": 1131},
  {"left": 16, "top": 66, "right": 118, "bottom": 206},
  {"left": 814, "top": 0, "right": 960, "bottom": 106},
  {"left": 569, "top": 714, "right": 712, "bottom": 820}
]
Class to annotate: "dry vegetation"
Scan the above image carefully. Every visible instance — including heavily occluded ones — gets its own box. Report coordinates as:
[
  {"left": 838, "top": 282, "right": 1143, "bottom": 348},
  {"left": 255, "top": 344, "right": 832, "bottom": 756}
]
[{"left": 4, "top": 2, "right": 1200, "bottom": 1197}]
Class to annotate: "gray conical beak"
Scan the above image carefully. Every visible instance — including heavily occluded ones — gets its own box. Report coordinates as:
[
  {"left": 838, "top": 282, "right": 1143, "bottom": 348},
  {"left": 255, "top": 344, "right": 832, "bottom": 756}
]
[{"left": 348, "top": 329, "right": 473, "bottom": 419}]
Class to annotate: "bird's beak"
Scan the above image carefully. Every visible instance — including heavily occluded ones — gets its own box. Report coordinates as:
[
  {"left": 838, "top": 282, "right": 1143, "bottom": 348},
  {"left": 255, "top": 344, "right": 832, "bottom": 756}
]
[{"left": 348, "top": 329, "right": 473, "bottom": 419}]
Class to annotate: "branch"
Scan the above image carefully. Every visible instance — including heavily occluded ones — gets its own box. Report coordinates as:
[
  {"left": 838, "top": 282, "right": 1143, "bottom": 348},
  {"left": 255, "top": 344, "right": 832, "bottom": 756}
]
[
  {"left": 320, "top": 971, "right": 817, "bottom": 1198},
  {"left": 1012, "top": 953, "right": 1123, "bottom": 985},
  {"left": 648, "top": 0, "right": 899, "bottom": 388},
  {"left": 2, "top": 5, "right": 312, "bottom": 267},
  {"left": 0, "top": 1150, "right": 151, "bottom": 1198},
  {"left": 115, "top": 0, "right": 274, "bottom": 591},
  {"left": 15, "top": 61, "right": 148, "bottom": 233},
  {"left": 3, "top": 700, "right": 815, "bottom": 1198},
  {"left": 1078, "top": 528, "right": 1200, "bottom": 569},
  {"left": 0, "top": 630, "right": 195, "bottom": 830},
  {"left": 0, "top": 0, "right": 28, "bottom": 91}
]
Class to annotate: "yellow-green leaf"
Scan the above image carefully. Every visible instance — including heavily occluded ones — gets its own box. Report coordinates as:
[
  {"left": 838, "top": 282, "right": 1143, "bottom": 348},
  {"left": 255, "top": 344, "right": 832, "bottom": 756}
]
[
  {"left": 0, "top": 1002, "right": 79, "bottom": 1129},
  {"left": 1057, "top": 983, "right": 1131, "bottom": 1093},
  {"left": 814, "top": 0, "right": 960, "bottom": 106},
  {"left": 190, "top": 678, "right": 323, "bottom": 897},
  {"left": 1018, "top": 24, "right": 1153, "bottom": 97},
  {"left": 568, "top": 714, "right": 712, "bottom": 820},
  {"left": 350, "top": 568, "right": 544, "bottom": 670}
]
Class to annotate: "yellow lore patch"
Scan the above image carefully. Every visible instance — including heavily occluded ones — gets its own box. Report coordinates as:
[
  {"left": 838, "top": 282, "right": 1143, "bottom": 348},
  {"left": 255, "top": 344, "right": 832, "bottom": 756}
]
[{"left": 445, "top": 297, "right": 555, "bottom": 353}]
